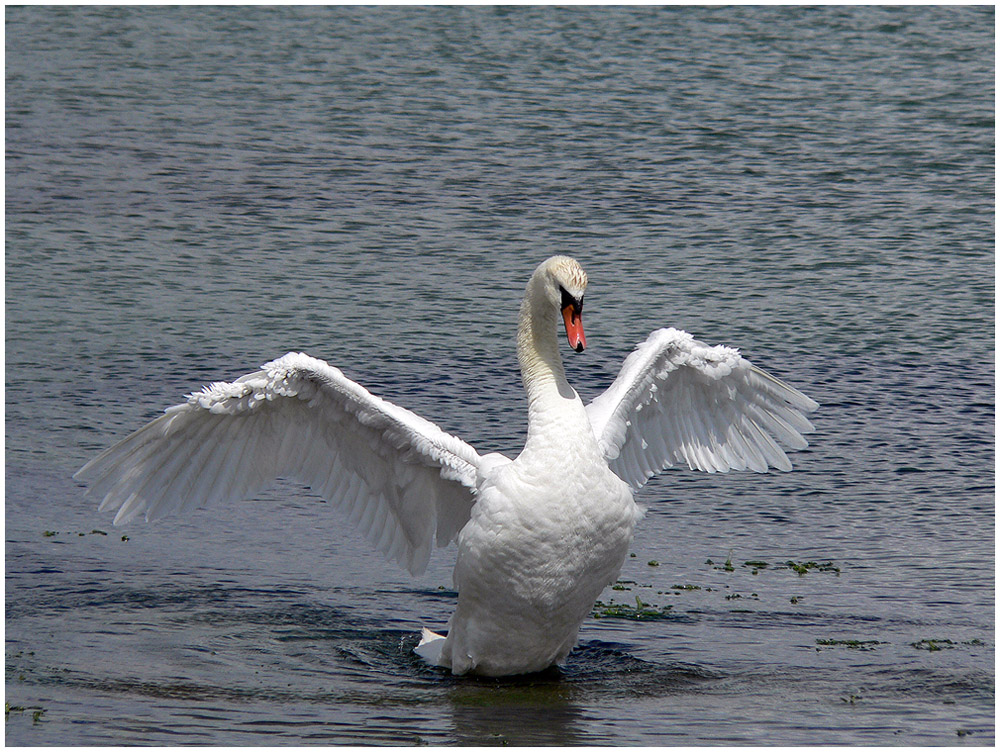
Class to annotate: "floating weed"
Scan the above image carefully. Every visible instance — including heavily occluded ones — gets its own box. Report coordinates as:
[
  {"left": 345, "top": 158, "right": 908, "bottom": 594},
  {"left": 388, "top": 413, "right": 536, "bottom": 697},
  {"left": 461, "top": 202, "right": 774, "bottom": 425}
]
[
  {"left": 709, "top": 555, "right": 839, "bottom": 576},
  {"left": 592, "top": 596, "right": 673, "bottom": 621},
  {"left": 817, "top": 638, "right": 884, "bottom": 651},
  {"left": 908, "top": 638, "right": 984, "bottom": 652},
  {"left": 647, "top": 560, "right": 659, "bottom": 567},
  {"left": 707, "top": 552, "right": 735, "bottom": 572},
  {"left": 5, "top": 703, "right": 45, "bottom": 723},
  {"left": 671, "top": 584, "right": 702, "bottom": 591},
  {"left": 812, "top": 638, "right": 982, "bottom": 654},
  {"left": 911, "top": 639, "right": 953, "bottom": 652},
  {"left": 42, "top": 528, "right": 119, "bottom": 539},
  {"left": 783, "top": 560, "right": 840, "bottom": 575}
]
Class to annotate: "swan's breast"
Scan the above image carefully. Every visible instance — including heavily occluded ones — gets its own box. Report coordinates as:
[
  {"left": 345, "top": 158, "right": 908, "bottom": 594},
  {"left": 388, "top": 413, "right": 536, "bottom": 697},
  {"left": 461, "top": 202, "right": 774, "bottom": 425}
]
[{"left": 458, "top": 455, "right": 638, "bottom": 607}]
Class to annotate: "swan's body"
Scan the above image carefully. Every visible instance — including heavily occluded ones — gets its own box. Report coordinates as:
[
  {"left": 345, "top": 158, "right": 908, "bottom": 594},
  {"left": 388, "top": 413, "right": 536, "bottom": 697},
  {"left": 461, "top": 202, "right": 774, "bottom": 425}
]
[{"left": 75, "top": 256, "right": 818, "bottom": 676}]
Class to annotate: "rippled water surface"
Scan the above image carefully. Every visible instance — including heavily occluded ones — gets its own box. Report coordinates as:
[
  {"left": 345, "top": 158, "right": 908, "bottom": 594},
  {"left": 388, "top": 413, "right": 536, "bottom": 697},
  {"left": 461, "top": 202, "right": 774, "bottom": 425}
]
[{"left": 6, "top": 6, "right": 994, "bottom": 746}]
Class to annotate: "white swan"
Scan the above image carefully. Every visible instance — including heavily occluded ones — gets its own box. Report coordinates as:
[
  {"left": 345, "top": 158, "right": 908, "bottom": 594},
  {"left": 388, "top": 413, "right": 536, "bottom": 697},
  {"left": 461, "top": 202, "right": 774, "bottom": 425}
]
[{"left": 75, "top": 256, "right": 818, "bottom": 676}]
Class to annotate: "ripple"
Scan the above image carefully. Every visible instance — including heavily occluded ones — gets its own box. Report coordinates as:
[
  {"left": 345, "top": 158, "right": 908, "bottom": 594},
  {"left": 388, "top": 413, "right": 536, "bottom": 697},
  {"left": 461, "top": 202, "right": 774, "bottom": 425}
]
[{"left": 6, "top": 4, "right": 994, "bottom": 746}]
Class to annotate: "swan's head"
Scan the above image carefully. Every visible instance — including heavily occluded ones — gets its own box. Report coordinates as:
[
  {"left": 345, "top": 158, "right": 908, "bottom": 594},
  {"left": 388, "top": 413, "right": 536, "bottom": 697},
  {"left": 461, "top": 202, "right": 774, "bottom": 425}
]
[{"left": 535, "top": 256, "right": 588, "bottom": 353}]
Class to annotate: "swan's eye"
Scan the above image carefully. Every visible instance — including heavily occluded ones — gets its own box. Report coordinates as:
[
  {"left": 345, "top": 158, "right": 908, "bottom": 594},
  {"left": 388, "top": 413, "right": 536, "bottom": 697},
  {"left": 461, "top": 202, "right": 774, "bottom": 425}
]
[{"left": 560, "top": 286, "right": 583, "bottom": 313}]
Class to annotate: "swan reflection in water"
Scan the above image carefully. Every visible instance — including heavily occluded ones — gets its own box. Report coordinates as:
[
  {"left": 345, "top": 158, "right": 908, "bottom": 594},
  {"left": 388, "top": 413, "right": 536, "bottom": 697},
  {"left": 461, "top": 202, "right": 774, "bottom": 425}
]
[
  {"left": 75, "top": 256, "right": 817, "bottom": 677},
  {"left": 443, "top": 640, "right": 714, "bottom": 745},
  {"left": 447, "top": 675, "right": 588, "bottom": 746}
]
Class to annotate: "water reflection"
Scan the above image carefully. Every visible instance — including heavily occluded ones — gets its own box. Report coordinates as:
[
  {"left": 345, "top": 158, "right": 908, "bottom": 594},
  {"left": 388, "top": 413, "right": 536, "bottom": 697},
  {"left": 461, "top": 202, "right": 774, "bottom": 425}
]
[
  {"left": 6, "top": 3, "right": 993, "bottom": 742},
  {"left": 446, "top": 675, "right": 589, "bottom": 745},
  {"left": 439, "top": 641, "right": 718, "bottom": 745}
]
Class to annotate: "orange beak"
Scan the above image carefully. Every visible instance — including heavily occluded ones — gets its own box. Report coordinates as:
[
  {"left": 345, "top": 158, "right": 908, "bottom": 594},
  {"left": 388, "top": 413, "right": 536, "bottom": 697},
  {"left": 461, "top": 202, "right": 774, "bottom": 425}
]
[{"left": 562, "top": 302, "right": 586, "bottom": 352}]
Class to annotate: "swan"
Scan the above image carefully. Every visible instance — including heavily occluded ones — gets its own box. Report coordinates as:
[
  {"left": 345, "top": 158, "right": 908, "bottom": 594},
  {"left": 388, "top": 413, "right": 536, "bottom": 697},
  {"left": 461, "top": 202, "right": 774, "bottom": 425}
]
[{"left": 74, "top": 256, "right": 818, "bottom": 677}]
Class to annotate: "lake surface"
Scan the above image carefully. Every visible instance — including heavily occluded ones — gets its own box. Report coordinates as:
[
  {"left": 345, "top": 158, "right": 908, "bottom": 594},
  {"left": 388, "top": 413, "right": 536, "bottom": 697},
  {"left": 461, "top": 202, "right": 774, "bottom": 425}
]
[{"left": 5, "top": 6, "right": 994, "bottom": 745}]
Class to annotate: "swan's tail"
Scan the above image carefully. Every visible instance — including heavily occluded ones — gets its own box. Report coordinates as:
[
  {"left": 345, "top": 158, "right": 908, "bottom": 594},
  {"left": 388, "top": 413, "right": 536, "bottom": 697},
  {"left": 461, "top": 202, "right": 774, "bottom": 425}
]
[{"left": 414, "top": 627, "right": 448, "bottom": 667}]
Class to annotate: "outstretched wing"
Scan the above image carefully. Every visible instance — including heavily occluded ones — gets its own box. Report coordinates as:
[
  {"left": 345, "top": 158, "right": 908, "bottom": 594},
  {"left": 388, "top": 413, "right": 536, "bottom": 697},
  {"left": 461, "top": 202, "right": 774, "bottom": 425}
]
[
  {"left": 585, "top": 328, "right": 818, "bottom": 489},
  {"left": 74, "top": 352, "right": 483, "bottom": 575}
]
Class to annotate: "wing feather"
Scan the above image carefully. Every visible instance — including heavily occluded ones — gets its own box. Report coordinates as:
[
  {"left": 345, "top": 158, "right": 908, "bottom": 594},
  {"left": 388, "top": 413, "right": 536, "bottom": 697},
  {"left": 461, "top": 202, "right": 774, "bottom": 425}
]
[
  {"left": 75, "top": 352, "right": 483, "bottom": 575},
  {"left": 586, "top": 328, "right": 818, "bottom": 489}
]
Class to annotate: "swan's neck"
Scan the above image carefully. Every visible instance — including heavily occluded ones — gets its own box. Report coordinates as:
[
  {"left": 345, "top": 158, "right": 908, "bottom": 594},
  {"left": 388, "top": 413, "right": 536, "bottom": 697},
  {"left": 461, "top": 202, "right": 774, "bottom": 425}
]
[{"left": 517, "top": 275, "right": 577, "bottom": 433}]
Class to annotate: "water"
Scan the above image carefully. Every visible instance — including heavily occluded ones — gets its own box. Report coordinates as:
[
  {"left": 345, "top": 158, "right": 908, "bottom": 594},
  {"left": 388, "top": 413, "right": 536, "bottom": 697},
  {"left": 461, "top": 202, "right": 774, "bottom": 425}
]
[{"left": 6, "top": 6, "right": 993, "bottom": 745}]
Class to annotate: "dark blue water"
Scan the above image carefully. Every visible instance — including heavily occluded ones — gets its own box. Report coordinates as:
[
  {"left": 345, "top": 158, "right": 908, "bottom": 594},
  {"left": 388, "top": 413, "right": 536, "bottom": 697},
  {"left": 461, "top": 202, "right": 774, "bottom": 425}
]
[{"left": 6, "top": 6, "right": 993, "bottom": 745}]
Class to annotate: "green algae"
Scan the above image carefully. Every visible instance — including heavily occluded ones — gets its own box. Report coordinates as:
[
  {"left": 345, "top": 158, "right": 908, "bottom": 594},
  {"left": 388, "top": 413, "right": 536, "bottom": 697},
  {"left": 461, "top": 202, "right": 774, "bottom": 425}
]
[{"left": 592, "top": 596, "right": 674, "bottom": 621}]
